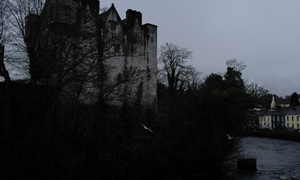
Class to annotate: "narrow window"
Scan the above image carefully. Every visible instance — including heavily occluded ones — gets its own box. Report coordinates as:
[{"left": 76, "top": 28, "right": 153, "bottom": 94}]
[
  {"left": 49, "top": 6, "right": 54, "bottom": 16},
  {"left": 62, "top": 5, "right": 71, "bottom": 17},
  {"left": 114, "top": 44, "right": 120, "bottom": 53},
  {"left": 147, "top": 52, "right": 149, "bottom": 64},
  {"left": 124, "top": 34, "right": 127, "bottom": 43},
  {"left": 110, "top": 21, "right": 117, "bottom": 30}
]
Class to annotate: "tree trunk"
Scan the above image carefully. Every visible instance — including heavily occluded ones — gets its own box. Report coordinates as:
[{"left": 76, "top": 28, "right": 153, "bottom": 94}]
[
  {"left": 0, "top": 45, "right": 13, "bottom": 164},
  {"left": 0, "top": 45, "right": 12, "bottom": 135}
]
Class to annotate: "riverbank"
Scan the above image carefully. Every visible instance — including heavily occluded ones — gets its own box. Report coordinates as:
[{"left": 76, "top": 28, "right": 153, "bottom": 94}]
[{"left": 238, "top": 129, "right": 300, "bottom": 142}]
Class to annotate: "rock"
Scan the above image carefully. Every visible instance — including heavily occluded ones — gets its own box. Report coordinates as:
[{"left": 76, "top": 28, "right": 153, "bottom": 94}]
[{"left": 237, "top": 159, "right": 257, "bottom": 171}]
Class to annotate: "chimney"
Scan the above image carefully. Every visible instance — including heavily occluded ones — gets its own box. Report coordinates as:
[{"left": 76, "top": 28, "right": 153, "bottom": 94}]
[{"left": 126, "top": 9, "right": 142, "bottom": 26}]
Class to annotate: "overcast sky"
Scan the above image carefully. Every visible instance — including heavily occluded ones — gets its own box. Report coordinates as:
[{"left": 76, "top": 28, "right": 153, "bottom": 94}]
[{"left": 101, "top": 0, "right": 300, "bottom": 97}]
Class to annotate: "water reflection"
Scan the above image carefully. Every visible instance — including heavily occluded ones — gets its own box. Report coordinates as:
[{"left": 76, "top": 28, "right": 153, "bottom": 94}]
[{"left": 224, "top": 137, "right": 300, "bottom": 180}]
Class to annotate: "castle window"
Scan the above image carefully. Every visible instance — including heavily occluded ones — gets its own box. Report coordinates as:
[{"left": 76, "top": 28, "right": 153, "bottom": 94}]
[
  {"left": 62, "top": 5, "right": 71, "bottom": 18},
  {"left": 110, "top": 21, "right": 117, "bottom": 30},
  {"left": 147, "top": 52, "right": 149, "bottom": 63},
  {"left": 49, "top": 6, "right": 54, "bottom": 16},
  {"left": 151, "top": 37, "right": 154, "bottom": 42},
  {"left": 124, "top": 35, "right": 127, "bottom": 43},
  {"left": 114, "top": 44, "right": 120, "bottom": 53}
]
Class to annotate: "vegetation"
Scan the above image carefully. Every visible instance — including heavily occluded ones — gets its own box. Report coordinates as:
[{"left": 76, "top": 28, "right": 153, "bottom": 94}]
[
  {"left": 156, "top": 56, "right": 268, "bottom": 177},
  {"left": 290, "top": 92, "right": 299, "bottom": 108},
  {"left": 0, "top": 44, "right": 269, "bottom": 180}
]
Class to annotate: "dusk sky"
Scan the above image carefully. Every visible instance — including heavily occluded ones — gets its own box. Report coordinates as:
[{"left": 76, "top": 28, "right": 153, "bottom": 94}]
[{"left": 101, "top": 0, "right": 300, "bottom": 97}]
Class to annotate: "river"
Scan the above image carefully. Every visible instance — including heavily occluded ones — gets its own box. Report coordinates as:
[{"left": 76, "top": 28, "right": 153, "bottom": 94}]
[{"left": 223, "top": 136, "right": 300, "bottom": 180}]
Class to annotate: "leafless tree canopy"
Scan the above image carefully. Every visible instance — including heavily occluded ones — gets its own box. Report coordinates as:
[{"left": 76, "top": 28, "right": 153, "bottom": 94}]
[
  {"left": 226, "top": 58, "right": 247, "bottom": 72},
  {"left": 158, "top": 42, "right": 201, "bottom": 93}
]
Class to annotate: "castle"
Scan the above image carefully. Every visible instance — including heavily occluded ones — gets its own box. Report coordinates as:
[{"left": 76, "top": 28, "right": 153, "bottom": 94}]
[{"left": 25, "top": 0, "right": 157, "bottom": 105}]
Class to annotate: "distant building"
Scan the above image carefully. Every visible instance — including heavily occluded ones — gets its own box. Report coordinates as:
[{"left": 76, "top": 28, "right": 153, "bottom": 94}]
[
  {"left": 25, "top": 0, "right": 157, "bottom": 105},
  {"left": 271, "top": 107, "right": 289, "bottom": 128},
  {"left": 271, "top": 95, "right": 276, "bottom": 110},
  {"left": 285, "top": 107, "right": 300, "bottom": 129},
  {"left": 259, "top": 110, "right": 273, "bottom": 127},
  {"left": 259, "top": 96, "right": 300, "bottom": 129},
  {"left": 276, "top": 98, "right": 290, "bottom": 108}
]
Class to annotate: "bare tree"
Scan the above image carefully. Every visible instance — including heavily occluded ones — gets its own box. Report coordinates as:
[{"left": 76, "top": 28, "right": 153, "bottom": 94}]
[
  {"left": 0, "top": 0, "right": 9, "bottom": 44},
  {"left": 0, "top": 0, "right": 11, "bottom": 80},
  {"left": 245, "top": 82, "right": 269, "bottom": 102},
  {"left": 158, "top": 42, "right": 193, "bottom": 96},
  {"left": 4, "top": 0, "right": 45, "bottom": 79},
  {"left": 0, "top": 1, "right": 13, "bottom": 167},
  {"left": 179, "top": 65, "right": 202, "bottom": 91},
  {"left": 226, "top": 58, "right": 247, "bottom": 72}
]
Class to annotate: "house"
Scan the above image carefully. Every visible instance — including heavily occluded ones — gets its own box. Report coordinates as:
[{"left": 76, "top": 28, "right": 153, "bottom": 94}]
[
  {"left": 276, "top": 98, "right": 290, "bottom": 108},
  {"left": 270, "top": 107, "right": 300, "bottom": 129},
  {"left": 25, "top": 0, "right": 157, "bottom": 105},
  {"left": 271, "top": 107, "right": 289, "bottom": 128},
  {"left": 285, "top": 107, "right": 300, "bottom": 129},
  {"left": 259, "top": 110, "right": 273, "bottom": 127}
]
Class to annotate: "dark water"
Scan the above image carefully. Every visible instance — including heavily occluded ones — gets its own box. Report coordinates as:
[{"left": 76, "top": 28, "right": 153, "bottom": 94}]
[{"left": 223, "top": 137, "right": 300, "bottom": 180}]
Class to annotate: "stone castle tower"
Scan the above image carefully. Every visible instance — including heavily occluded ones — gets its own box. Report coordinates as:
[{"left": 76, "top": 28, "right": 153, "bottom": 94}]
[{"left": 25, "top": 0, "right": 157, "bottom": 105}]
